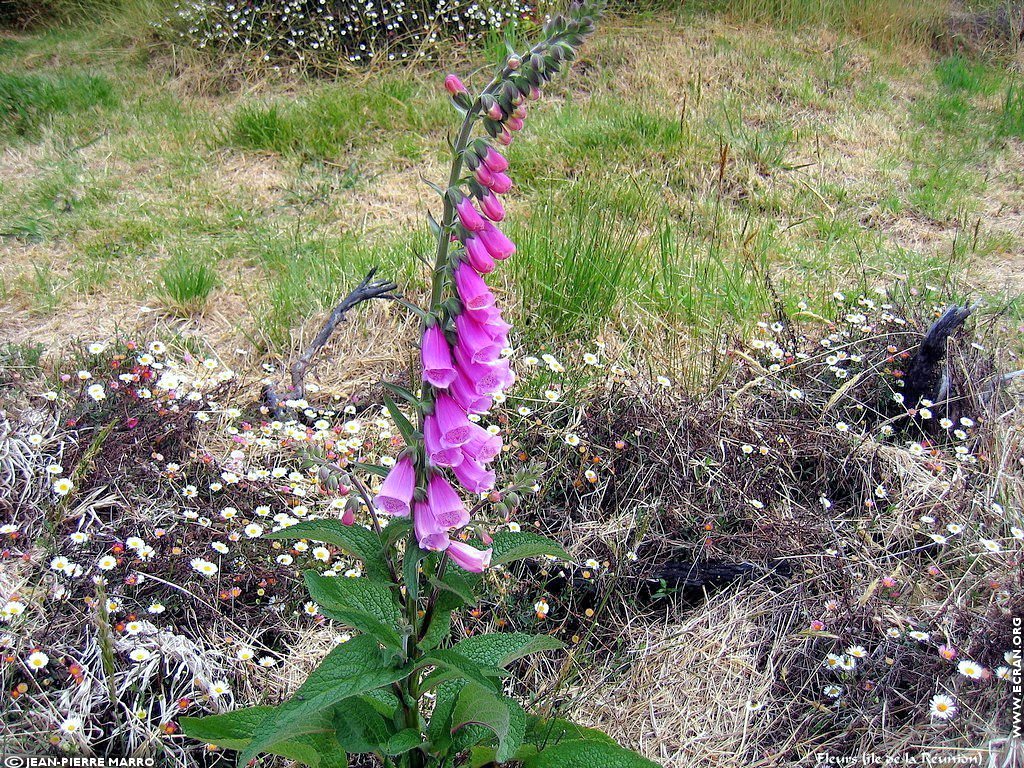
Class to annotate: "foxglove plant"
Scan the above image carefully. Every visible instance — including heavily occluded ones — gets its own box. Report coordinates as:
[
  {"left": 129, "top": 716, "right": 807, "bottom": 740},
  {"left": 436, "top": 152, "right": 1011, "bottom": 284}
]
[{"left": 183, "top": 3, "right": 658, "bottom": 766}]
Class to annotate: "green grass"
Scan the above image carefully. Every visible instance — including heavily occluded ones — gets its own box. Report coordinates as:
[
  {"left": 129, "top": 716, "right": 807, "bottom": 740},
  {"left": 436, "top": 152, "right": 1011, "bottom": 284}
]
[
  {"left": 0, "top": 71, "right": 117, "bottom": 139},
  {"left": 158, "top": 252, "right": 220, "bottom": 317},
  {"left": 998, "top": 83, "right": 1024, "bottom": 139},
  {"left": 224, "top": 77, "right": 447, "bottom": 160}
]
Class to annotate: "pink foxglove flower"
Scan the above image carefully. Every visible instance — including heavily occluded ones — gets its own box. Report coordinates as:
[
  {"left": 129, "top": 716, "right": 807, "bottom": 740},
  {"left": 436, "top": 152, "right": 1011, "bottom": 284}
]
[
  {"left": 413, "top": 501, "right": 450, "bottom": 552},
  {"left": 468, "top": 304, "right": 511, "bottom": 336},
  {"left": 462, "top": 423, "right": 502, "bottom": 463},
  {"left": 506, "top": 116, "right": 525, "bottom": 132},
  {"left": 481, "top": 146, "right": 509, "bottom": 173},
  {"left": 479, "top": 191, "right": 505, "bottom": 222},
  {"left": 450, "top": 368, "right": 493, "bottom": 414},
  {"left": 434, "top": 392, "right": 474, "bottom": 447},
  {"left": 485, "top": 171, "right": 513, "bottom": 194},
  {"left": 453, "top": 348, "right": 515, "bottom": 396},
  {"left": 478, "top": 221, "right": 515, "bottom": 260},
  {"left": 455, "top": 197, "right": 486, "bottom": 232},
  {"left": 464, "top": 235, "right": 496, "bottom": 274},
  {"left": 447, "top": 540, "right": 492, "bottom": 573},
  {"left": 452, "top": 454, "right": 495, "bottom": 492},
  {"left": 373, "top": 455, "right": 415, "bottom": 517},
  {"left": 453, "top": 262, "right": 494, "bottom": 311},
  {"left": 425, "top": 474, "right": 471, "bottom": 529},
  {"left": 421, "top": 324, "right": 457, "bottom": 388},
  {"left": 474, "top": 163, "right": 496, "bottom": 188},
  {"left": 455, "top": 313, "right": 504, "bottom": 364},
  {"left": 424, "top": 416, "right": 464, "bottom": 468}
]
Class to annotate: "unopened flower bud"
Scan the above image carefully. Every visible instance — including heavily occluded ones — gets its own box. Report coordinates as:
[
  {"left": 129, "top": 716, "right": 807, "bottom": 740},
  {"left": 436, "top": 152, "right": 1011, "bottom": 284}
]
[
  {"left": 507, "top": 55, "right": 522, "bottom": 70},
  {"left": 488, "top": 491, "right": 502, "bottom": 503},
  {"left": 444, "top": 74, "right": 468, "bottom": 96}
]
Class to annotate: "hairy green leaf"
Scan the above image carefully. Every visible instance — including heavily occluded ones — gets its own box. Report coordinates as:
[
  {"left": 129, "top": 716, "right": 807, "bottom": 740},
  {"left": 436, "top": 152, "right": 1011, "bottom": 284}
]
[
  {"left": 523, "top": 741, "right": 662, "bottom": 767},
  {"left": 303, "top": 571, "right": 405, "bottom": 649},
  {"left": 490, "top": 531, "right": 569, "bottom": 566},
  {"left": 238, "top": 635, "right": 409, "bottom": 766},
  {"left": 525, "top": 716, "right": 617, "bottom": 748},
  {"left": 417, "top": 648, "right": 504, "bottom": 693},
  {"left": 453, "top": 632, "right": 565, "bottom": 668},
  {"left": 385, "top": 728, "right": 423, "bottom": 756},
  {"left": 451, "top": 684, "right": 526, "bottom": 763},
  {"left": 426, "top": 633, "right": 564, "bottom": 754},
  {"left": 181, "top": 706, "right": 347, "bottom": 768},
  {"left": 265, "top": 520, "right": 389, "bottom": 580},
  {"left": 332, "top": 697, "right": 392, "bottom": 754},
  {"left": 429, "top": 568, "right": 477, "bottom": 607},
  {"left": 404, "top": 538, "right": 428, "bottom": 603}
]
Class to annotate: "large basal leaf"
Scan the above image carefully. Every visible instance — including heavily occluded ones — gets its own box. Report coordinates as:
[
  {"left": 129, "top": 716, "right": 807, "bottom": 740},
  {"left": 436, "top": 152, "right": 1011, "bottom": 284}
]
[
  {"left": 426, "top": 633, "right": 564, "bottom": 755},
  {"left": 181, "top": 706, "right": 347, "bottom": 768},
  {"left": 332, "top": 696, "right": 393, "bottom": 754},
  {"left": 451, "top": 684, "right": 526, "bottom": 763},
  {"left": 266, "top": 519, "right": 390, "bottom": 580},
  {"left": 238, "top": 635, "right": 409, "bottom": 766},
  {"left": 523, "top": 740, "right": 662, "bottom": 768},
  {"left": 525, "top": 716, "right": 617, "bottom": 748},
  {"left": 303, "top": 571, "right": 405, "bottom": 650},
  {"left": 490, "top": 531, "right": 569, "bottom": 566}
]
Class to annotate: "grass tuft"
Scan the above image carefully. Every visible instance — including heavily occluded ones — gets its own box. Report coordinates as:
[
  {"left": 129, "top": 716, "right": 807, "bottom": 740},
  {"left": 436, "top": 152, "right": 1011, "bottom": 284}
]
[
  {"left": 0, "top": 71, "right": 117, "bottom": 139},
  {"left": 158, "top": 252, "right": 220, "bottom": 317}
]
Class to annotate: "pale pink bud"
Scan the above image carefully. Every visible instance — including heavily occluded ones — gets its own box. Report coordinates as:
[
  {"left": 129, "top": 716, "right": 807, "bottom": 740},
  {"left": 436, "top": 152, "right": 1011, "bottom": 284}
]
[
  {"left": 444, "top": 74, "right": 467, "bottom": 96},
  {"left": 447, "top": 540, "right": 492, "bottom": 573},
  {"left": 456, "top": 198, "right": 486, "bottom": 232}
]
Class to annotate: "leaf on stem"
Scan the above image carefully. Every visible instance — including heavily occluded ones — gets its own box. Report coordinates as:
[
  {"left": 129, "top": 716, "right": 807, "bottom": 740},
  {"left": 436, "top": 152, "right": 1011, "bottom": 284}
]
[
  {"left": 265, "top": 520, "right": 390, "bottom": 580},
  {"left": 303, "top": 571, "right": 405, "bottom": 650}
]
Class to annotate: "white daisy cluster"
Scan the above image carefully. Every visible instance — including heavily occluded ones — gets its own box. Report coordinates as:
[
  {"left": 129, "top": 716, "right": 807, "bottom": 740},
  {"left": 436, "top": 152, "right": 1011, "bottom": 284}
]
[{"left": 164, "top": 0, "right": 534, "bottom": 68}]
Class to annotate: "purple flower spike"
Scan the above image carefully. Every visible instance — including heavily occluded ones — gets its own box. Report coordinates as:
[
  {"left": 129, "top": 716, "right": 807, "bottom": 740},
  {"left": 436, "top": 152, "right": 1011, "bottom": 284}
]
[
  {"left": 421, "top": 324, "right": 457, "bottom": 388},
  {"left": 482, "top": 146, "right": 509, "bottom": 173},
  {"left": 456, "top": 197, "right": 486, "bottom": 232},
  {"left": 424, "top": 416, "right": 464, "bottom": 468},
  {"left": 478, "top": 221, "right": 516, "bottom": 260},
  {"left": 434, "top": 392, "right": 474, "bottom": 447},
  {"left": 426, "top": 474, "right": 471, "bottom": 529},
  {"left": 447, "top": 540, "right": 492, "bottom": 573},
  {"left": 454, "top": 262, "right": 495, "bottom": 311},
  {"left": 479, "top": 191, "right": 505, "bottom": 222},
  {"left": 413, "top": 500, "right": 451, "bottom": 552},
  {"left": 464, "top": 235, "right": 496, "bottom": 274},
  {"left": 373, "top": 455, "right": 415, "bottom": 517}
]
